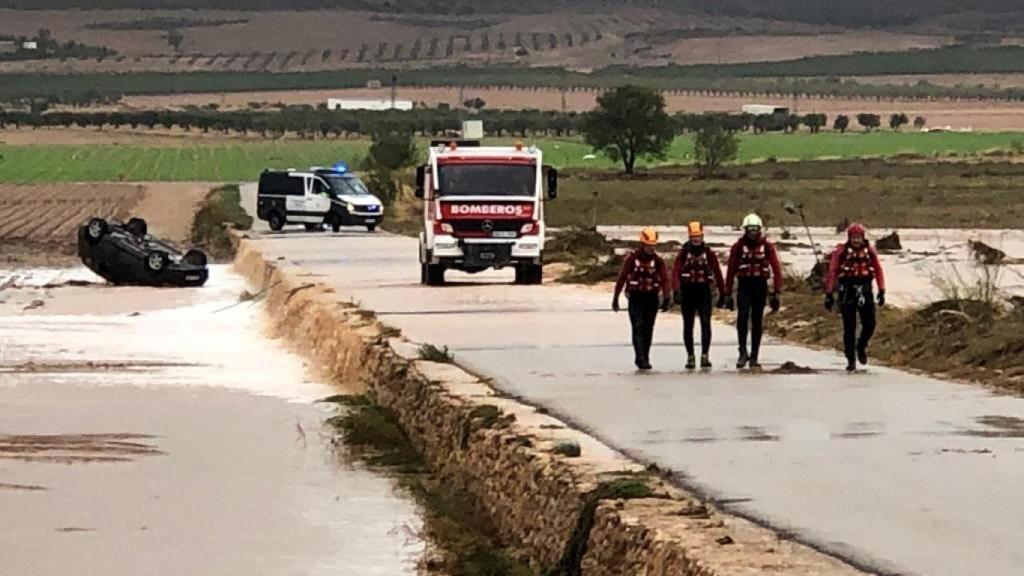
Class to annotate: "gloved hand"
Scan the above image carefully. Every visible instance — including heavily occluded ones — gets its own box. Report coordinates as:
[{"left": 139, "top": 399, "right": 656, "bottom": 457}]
[
  {"left": 877, "top": 290, "right": 886, "bottom": 307},
  {"left": 612, "top": 297, "right": 620, "bottom": 313},
  {"left": 824, "top": 293, "right": 835, "bottom": 311},
  {"left": 673, "top": 290, "right": 683, "bottom": 306},
  {"left": 769, "top": 293, "right": 781, "bottom": 313},
  {"left": 724, "top": 294, "right": 735, "bottom": 311},
  {"left": 661, "top": 295, "right": 672, "bottom": 312},
  {"left": 716, "top": 294, "right": 727, "bottom": 309}
]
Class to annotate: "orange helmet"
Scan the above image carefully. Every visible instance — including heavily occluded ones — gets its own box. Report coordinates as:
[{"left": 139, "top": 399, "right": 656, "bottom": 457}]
[
  {"left": 687, "top": 221, "right": 704, "bottom": 239},
  {"left": 640, "top": 227, "right": 659, "bottom": 246}
]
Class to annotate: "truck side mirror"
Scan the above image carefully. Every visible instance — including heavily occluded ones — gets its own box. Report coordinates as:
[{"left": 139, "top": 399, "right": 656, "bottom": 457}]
[
  {"left": 415, "top": 165, "right": 426, "bottom": 199},
  {"left": 546, "top": 167, "right": 558, "bottom": 200}
]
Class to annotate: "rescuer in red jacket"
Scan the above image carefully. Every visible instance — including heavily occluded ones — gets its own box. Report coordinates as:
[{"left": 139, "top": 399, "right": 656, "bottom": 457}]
[
  {"left": 724, "top": 214, "right": 783, "bottom": 370},
  {"left": 671, "top": 221, "right": 726, "bottom": 370},
  {"left": 825, "top": 223, "right": 886, "bottom": 372},
  {"left": 613, "top": 228, "right": 672, "bottom": 371}
]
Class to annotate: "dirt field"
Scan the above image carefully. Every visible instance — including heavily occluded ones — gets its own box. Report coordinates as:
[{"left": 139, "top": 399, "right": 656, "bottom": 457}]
[
  {"left": 0, "top": 8, "right": 957, "bottom": 74},
  {"left": 120, "top": 86, "right": 1024, "bottom": 131},
  {"left": 0, "top": 182, "right": 210, "bottom": 265}
]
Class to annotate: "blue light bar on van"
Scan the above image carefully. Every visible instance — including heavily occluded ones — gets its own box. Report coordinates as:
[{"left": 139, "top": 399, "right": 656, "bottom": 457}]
[{"left": 331, "top": 161, "right": 349, "bottom": 174}]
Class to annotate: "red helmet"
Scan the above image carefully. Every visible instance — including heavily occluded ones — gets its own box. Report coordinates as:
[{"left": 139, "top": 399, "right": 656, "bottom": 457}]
[{"left": 847, "top": 223, "right": 867, "bottom": 239}]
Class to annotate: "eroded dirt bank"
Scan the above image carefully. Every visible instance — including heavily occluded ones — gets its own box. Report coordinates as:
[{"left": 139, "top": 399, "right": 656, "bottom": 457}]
[{"left": 233, "top": 239, "right": 871, "bottom": 576}]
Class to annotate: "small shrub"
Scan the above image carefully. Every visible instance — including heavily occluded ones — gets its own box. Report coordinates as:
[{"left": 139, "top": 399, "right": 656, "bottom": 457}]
[{"left": 419, "top": 343, "right": 454, "bottom": 363}]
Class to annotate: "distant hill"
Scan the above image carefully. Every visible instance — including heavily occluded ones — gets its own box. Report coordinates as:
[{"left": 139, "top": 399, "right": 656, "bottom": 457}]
[{"left": 0, "top": 0, "right": 1022, "bottom": 28}]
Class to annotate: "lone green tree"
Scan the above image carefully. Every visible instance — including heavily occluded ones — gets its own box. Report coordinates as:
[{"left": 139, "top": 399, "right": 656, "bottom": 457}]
[
  {"left": 694, "top": 125, "right": 739, "bottom": 179},
  {"left": 581, "top": 85, "right": 674, "bottom": 174},
  {"left": 362, "top": 130, "right": 418, "bottom": 203}
]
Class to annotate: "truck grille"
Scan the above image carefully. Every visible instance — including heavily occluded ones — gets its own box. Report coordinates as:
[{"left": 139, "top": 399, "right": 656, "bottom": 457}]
[{"left": 450, "top": 220, "right": 523, "bottom": 233}]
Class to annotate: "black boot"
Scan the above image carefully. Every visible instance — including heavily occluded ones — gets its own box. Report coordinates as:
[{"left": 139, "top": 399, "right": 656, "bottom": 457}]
[
  {"left": 685, "top": 355, "right": 696, "bottom": 370},
  {"left": 736, "top": 349, "right": 749, "bottom": 369},
  {"left": 749, "top": 356, "right": 762, "bottom": 370},
  {"left": 857, "top": 345, "right": 868, "bottom": 366},
  {"left": 700, "top": 354, "right": 712, "bottom": 369},
  {"left": 846, "top": 361, "right": 856, "bottom": 372}
]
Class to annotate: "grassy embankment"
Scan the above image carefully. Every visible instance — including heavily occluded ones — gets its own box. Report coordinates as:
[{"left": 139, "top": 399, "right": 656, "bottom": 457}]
[{"left": 189, "top": 183, "right": 253, "bottom": 259}]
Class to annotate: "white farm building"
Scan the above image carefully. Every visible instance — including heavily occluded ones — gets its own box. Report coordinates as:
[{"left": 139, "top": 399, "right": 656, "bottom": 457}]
[{"left": 326, "top": 98, "right": 414, "bottom": 111}]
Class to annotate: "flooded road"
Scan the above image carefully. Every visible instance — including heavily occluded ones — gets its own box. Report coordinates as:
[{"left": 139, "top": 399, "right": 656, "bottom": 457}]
[{"left": 0, "top": 266, "right": 423, "bottom": 576}]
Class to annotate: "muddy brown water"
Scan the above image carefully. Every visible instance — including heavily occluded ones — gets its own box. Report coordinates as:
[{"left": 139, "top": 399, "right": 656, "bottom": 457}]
[{"left": 0, "top": 266, "right": 423, "bottom": 575}]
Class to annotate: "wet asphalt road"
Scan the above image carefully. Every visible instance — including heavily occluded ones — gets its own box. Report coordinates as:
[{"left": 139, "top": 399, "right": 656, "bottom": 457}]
[{"left": 247, "top": 226, "right": 1024, "bottom": 576}]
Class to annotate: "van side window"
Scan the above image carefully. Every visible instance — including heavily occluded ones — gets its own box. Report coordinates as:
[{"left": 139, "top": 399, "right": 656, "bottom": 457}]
[
  {"left": 312, "top": 179, "right": 329, "bottom": 195},
  {"left": 286, "top": 175, "right": 304, "bottom": 196}
]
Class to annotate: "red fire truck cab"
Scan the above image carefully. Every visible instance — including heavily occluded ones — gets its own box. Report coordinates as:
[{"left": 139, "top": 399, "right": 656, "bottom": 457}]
[{"left": 415, "top": 141, "right": 557, "bottom": 285}]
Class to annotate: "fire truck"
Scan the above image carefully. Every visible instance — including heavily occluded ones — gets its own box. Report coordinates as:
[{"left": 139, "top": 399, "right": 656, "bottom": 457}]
[{"left": 415, "top": 140, "right": 557, "bottom": 285}]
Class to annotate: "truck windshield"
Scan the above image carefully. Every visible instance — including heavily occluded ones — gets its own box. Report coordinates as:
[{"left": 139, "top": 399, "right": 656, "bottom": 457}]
[
  {"left": 437, "top": 164, "right": 536, "bottom": 197},
  {"left": 323, "top": 174, "right": 370, "bottom": 197}
]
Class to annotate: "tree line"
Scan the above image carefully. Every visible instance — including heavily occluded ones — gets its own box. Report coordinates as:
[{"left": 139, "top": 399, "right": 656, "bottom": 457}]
[{"left": 0, "top": 106, "right": 926, "bottom": 139}]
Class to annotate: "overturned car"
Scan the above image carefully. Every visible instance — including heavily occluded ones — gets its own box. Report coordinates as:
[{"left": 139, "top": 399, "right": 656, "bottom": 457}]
[{"left": 77, "top": 217, "right": 209, "bottom": 287}]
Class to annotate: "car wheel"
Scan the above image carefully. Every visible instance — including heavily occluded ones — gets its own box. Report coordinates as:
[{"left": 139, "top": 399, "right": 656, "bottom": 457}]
[
  {"left": 86, "top": 218, "right": 109, "bottom": 243},
  {"left": 126, "top": 217, "right": 148, "bottom": 238},
  {"left": 366, "top": 224, "right": 377, "bottom": 233},
  {"left": 183, "top": 249, "right": 208, "bottom": 268},
  {"left": 144, "top": 251, "right": 169, "bottom": 273},
  {"left": 268, "top": 212, "right": 285, "bottom": 232}
]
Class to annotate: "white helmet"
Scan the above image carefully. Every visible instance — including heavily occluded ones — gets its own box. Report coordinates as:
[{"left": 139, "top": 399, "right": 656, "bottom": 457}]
[{"left": 742, "top": 213, "right": 763, "bottom": 229}]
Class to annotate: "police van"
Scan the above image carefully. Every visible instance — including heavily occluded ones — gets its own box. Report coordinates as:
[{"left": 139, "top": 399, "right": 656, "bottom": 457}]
[{"left": 256, "top": 164, "right": 384, "bottom": 232}]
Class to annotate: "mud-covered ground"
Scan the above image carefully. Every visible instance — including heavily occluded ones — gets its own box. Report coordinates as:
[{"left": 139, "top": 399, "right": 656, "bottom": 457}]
[{"left": 0, "top": 266, "right": 424, "bottom": 575}]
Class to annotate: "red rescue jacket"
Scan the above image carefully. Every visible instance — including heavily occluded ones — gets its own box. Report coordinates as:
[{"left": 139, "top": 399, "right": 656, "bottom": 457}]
[
  {"left": 671, "top": 243, "right": 726, "bottom": 294},
  {"left": 614, "top": 249, "right": 671, "bottom": 298},
  {"left": 825, "top": 242, "right": 886, "bottom": 293},
  {"left": 726, "top": 236, "right": 783, "bottom": 293}
]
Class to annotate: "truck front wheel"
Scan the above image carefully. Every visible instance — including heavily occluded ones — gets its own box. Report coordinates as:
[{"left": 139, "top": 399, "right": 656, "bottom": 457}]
[
  {"left": 517, "top": 263, "right": 543, "bottom": 285},
  {"left": 424, "top": 263, "right": 445, "bottom": 286}
]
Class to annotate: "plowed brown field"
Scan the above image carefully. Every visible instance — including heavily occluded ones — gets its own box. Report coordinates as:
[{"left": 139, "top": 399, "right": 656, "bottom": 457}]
[{"left": 0, "top": 182, "right": 209, "bottom": 265}]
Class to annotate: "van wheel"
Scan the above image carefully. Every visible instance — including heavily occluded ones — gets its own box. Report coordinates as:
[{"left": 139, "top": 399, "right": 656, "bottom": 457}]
[
  {"left": 328, "top": 214, "right": 341, "bottom": 233},
  {"left": 86, "top": 218, "right": 109, "bottom": 243},
  {"left": 424, "top": 264, "right": 445, "bottom": 286},
  {"left": 144, "top": 251, "right": 169, "bottom": 273},
  {"left": 366, "top": 224, "right": 377, "bottom": 233},
  {"left": 268, "top": 212, "right": 285, "bottom": 232}
]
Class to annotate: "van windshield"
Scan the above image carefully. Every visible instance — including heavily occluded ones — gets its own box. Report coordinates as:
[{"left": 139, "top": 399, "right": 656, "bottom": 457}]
[
  {"left": 323, "top": 174, "right": 370, "bottom": 196},
  {"left": 437, "top": 164, "right": 536, "bottom": 197}
]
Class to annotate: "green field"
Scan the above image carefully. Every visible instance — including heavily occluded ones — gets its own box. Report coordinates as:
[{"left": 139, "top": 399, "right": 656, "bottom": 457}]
[{"left": 0, "top": 132, "right": 1021, "bottom": 182}]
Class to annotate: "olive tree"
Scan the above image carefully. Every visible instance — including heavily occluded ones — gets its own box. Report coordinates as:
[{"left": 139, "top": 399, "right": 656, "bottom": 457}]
[{"left": 581, "top": 85, "right": 674, "bottom": 174}]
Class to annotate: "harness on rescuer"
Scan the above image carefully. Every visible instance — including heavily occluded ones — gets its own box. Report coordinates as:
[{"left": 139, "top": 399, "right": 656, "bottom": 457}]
[
  {"left": 736, "top": 242, "right": 771, "bottom": 278},
  {"left": 628, "top": 254, "right": 663, "bottom": 293},
  {"left": 838, "top": 245, "right": 876, "bottom": 279},
  {"left": 678, "top": 249, "right": 711, "bottom": 283}
]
